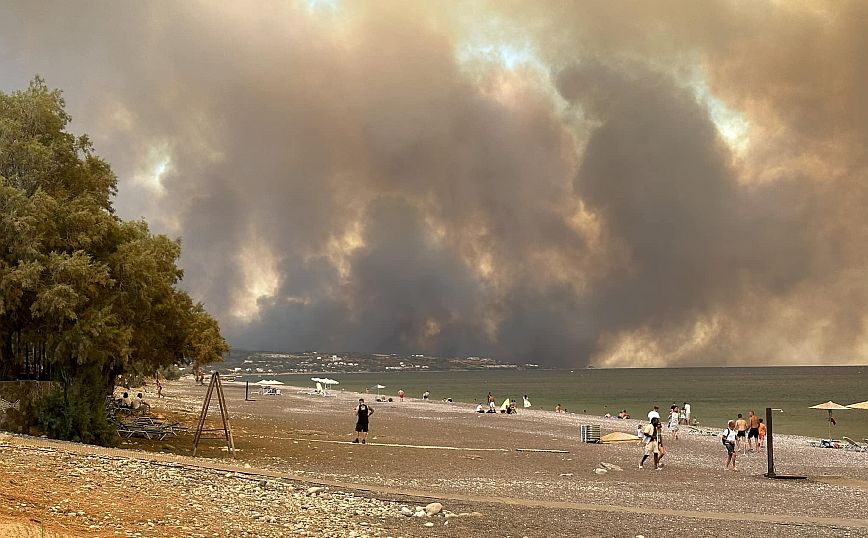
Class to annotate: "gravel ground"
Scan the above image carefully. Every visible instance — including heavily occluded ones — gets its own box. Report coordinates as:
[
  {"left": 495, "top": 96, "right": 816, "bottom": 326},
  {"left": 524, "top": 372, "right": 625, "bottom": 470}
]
[{"left": 1, "top": 378, "right": 866, "bottom": 537}]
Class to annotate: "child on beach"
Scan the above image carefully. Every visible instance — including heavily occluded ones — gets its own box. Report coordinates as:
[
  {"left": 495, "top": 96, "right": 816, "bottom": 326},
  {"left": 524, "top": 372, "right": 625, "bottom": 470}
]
[{"left": 758, "top": 418, "right": 766, "bottom": 448}]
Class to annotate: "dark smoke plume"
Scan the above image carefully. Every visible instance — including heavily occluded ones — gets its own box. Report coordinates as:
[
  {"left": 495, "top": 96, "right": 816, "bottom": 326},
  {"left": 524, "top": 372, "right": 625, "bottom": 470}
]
[{"left": 2, "top": 1, "right": 866, "bottom": 366}]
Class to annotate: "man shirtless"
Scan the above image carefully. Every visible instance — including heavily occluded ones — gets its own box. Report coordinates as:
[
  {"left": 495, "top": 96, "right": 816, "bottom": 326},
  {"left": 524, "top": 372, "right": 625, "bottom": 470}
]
[
  {"left": 735, "top": 413, "right": 748, "bottom": 454},
  {"left": 747, "top": 410, "right": 760, "bottom": 452}
]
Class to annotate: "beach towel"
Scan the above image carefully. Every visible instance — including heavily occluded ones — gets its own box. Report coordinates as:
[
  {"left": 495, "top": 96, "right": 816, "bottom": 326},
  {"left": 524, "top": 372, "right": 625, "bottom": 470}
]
[{"left": 600, "top": 432, "right": 642, "bottom": 444}]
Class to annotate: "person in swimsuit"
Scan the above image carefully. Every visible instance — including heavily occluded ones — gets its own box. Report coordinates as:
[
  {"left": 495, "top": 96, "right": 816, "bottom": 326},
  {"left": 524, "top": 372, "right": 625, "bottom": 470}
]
[
  {"left": 735, "top": 413, "right": 748, "bottom": 454},
  {"left": 758, "top": 418, "right": 767, "bottom": 449},
  {"left": 353, "top": 398, "right": 374, "bottom": 444},
  {"left": 747, "top": 410, "right": 760, "bottom": 452}
]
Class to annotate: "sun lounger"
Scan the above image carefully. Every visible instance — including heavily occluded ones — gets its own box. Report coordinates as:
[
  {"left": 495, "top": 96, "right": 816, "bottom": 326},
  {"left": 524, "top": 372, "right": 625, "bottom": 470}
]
[
  {"left": 105, "top": 396, "right": 187, "bottom": 440},
  {"left": 842, "top": 437, "right": 868, "bottom": 452}
]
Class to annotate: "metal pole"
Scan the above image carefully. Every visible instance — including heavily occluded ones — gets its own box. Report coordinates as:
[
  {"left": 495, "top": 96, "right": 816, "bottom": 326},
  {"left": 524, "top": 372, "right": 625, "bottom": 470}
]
[
  {"left": 765, "top": 407, "right": 775, "bottom": 477},
  {"left": 245, "top": 381, "right": 249, "bottom": 401}
]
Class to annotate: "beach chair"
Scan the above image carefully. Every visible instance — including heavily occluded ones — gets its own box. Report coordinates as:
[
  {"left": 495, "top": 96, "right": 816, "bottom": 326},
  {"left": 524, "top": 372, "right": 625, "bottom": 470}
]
[{"left": 842, "top": 437, "right": 868, "bottom": 452}]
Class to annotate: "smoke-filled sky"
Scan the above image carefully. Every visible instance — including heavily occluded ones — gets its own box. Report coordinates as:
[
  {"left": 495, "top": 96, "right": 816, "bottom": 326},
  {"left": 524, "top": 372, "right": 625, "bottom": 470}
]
[{"left": 2, "top": 1, "right": 867, "bottom": 367}]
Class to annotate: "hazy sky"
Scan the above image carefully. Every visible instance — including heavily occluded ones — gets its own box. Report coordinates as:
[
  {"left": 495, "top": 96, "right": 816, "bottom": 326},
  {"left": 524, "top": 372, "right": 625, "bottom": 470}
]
[{"left": 2, "top": 1, "right": 867, "bottom": 366}]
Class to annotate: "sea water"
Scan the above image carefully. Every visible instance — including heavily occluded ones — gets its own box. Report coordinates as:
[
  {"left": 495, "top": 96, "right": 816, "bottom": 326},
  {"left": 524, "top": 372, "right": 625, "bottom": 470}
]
[{"left": 234, "top": 365, "right": 868, "bottom": 440}]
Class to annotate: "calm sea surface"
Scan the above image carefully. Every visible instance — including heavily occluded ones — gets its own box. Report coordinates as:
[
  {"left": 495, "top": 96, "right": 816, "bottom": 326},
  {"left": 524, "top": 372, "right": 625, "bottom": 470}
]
[{"left": 233, "top": 366, "right": 868, "bottom": 440}]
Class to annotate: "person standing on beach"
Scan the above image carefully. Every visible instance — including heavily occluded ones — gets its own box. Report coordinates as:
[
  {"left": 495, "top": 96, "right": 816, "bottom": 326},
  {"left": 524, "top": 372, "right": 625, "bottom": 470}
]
[
  {"left": 656, "top": 419, "right": 666, "bottom": 467},
  {"left": 735, "top": 413, "right": 748, "bottom": 454},
  {"left": 523, "top": 395, "right": 531, "bottom": 408},
  {"left": 722, "top": 420, "right": 738, "bottom": 470},
  {"left": 668, "top": 406, "right": 680, "bottom": 441},
  {"left": 398, "top": 389, "right": 404, "bottom": 402},
  {"left": 639, "top": 417, "right": 662, "bottom": 470},
  {"left": 747, "top": 411, "right": 760, "bottom": 452},
  {"left": 648, "top": 406, "right": 660, "bottom": 423},
  {"left": 353, "top": 398, "right": 374, "bottom": 444},
  {"left": 758, "top": 418, "right": 767, "bottom": 449}
]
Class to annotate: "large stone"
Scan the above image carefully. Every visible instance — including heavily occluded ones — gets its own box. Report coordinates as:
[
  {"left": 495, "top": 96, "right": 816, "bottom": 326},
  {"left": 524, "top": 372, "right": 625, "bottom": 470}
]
[{"left": 424, "top": 503, "right": 443, "bottom": 516}]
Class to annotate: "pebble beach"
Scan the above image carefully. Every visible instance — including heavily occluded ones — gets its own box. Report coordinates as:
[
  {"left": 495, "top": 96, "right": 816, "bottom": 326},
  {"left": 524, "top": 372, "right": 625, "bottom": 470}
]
[{"left": 1, "top": 378, "right": 867, "bottom": 537}]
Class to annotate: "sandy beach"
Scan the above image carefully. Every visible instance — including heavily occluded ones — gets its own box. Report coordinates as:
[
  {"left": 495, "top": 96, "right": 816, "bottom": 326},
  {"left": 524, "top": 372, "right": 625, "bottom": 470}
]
[{"left": 2, "top": 378, "right": 867, "bottom": 537}]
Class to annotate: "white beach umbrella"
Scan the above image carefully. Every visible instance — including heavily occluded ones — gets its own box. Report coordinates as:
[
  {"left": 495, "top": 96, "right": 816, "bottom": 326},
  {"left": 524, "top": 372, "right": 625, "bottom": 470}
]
[
  {"left": 319, "top": 378, "right": 339, "bottom": 395},
  {"left": 846, "top": 400, "right": 868, "bottom": 410},
  {"left": 375, "top": 384, "right": 386, "bottom": 398},
  {"left": 256, "top": 379, "right": 284, "bottom": 386},
  {"left": 810, "top": 401, "right": 849, "bottom": 440}
]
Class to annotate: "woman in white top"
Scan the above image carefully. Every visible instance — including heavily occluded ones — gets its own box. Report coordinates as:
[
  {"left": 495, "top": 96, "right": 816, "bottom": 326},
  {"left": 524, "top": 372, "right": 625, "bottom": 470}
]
[
  {"left": 721, "top": 420, "right": 738, "bottom": 471},
  {"left": 669, "top": 408, "right": 680, "bottom": 441}
]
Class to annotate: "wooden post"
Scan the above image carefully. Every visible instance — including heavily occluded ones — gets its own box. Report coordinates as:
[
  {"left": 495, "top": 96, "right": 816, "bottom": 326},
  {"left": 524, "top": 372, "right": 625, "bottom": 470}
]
[{"left": 192, "top": 372, "right": 235, "bottom": 457}]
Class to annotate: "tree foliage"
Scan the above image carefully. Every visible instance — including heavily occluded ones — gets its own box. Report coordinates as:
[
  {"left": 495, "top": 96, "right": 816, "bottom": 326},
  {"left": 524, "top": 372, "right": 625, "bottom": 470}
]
[{"left": 0, "top": 77, "right": 228, "bottom": 443}]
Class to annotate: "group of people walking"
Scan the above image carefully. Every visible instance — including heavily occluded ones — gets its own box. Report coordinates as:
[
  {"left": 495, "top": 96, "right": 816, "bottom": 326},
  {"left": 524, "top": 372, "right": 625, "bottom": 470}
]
[
  {"left": 721, "top": 410, "right": 766, "bottom": 470},
  {"left": 637, "top": 403, "right": 691, "bottom": 470}
]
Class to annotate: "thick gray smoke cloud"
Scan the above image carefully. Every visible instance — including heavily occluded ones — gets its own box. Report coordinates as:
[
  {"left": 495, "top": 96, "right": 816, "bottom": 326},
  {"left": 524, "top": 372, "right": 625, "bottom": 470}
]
[{"left": 1, "top": 1, "right": 866, "bottom": 366}]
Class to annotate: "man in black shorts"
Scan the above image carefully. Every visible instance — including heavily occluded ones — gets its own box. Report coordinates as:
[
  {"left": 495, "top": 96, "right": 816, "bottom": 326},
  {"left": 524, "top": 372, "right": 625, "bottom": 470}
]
[
  {"left": 735, "top": 413, "right": 748, "bottom": 454},
  {"left": 747, "top": 410, "right": 760, "bottom": 452},
  {"left": 353, "top": 398, "right": 374, "bottom": 444}
]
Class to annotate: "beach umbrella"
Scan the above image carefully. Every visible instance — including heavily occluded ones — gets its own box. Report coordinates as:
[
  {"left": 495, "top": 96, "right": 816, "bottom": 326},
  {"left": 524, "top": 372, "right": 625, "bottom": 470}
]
[
  {"left": 256, "top": 379, "right": 284, "bottom": 386},
  {"left": 375, "top": 384, "right": 386, "bottom": 398},
  {"left": 809, "top": 401, "right": 849, "bottom": 440},
  {"left": 320, "top": 378, "right": 339, "bottom": 395},
  {"left": 846, "top": 400, "right": 868, "bottom": 410}
]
